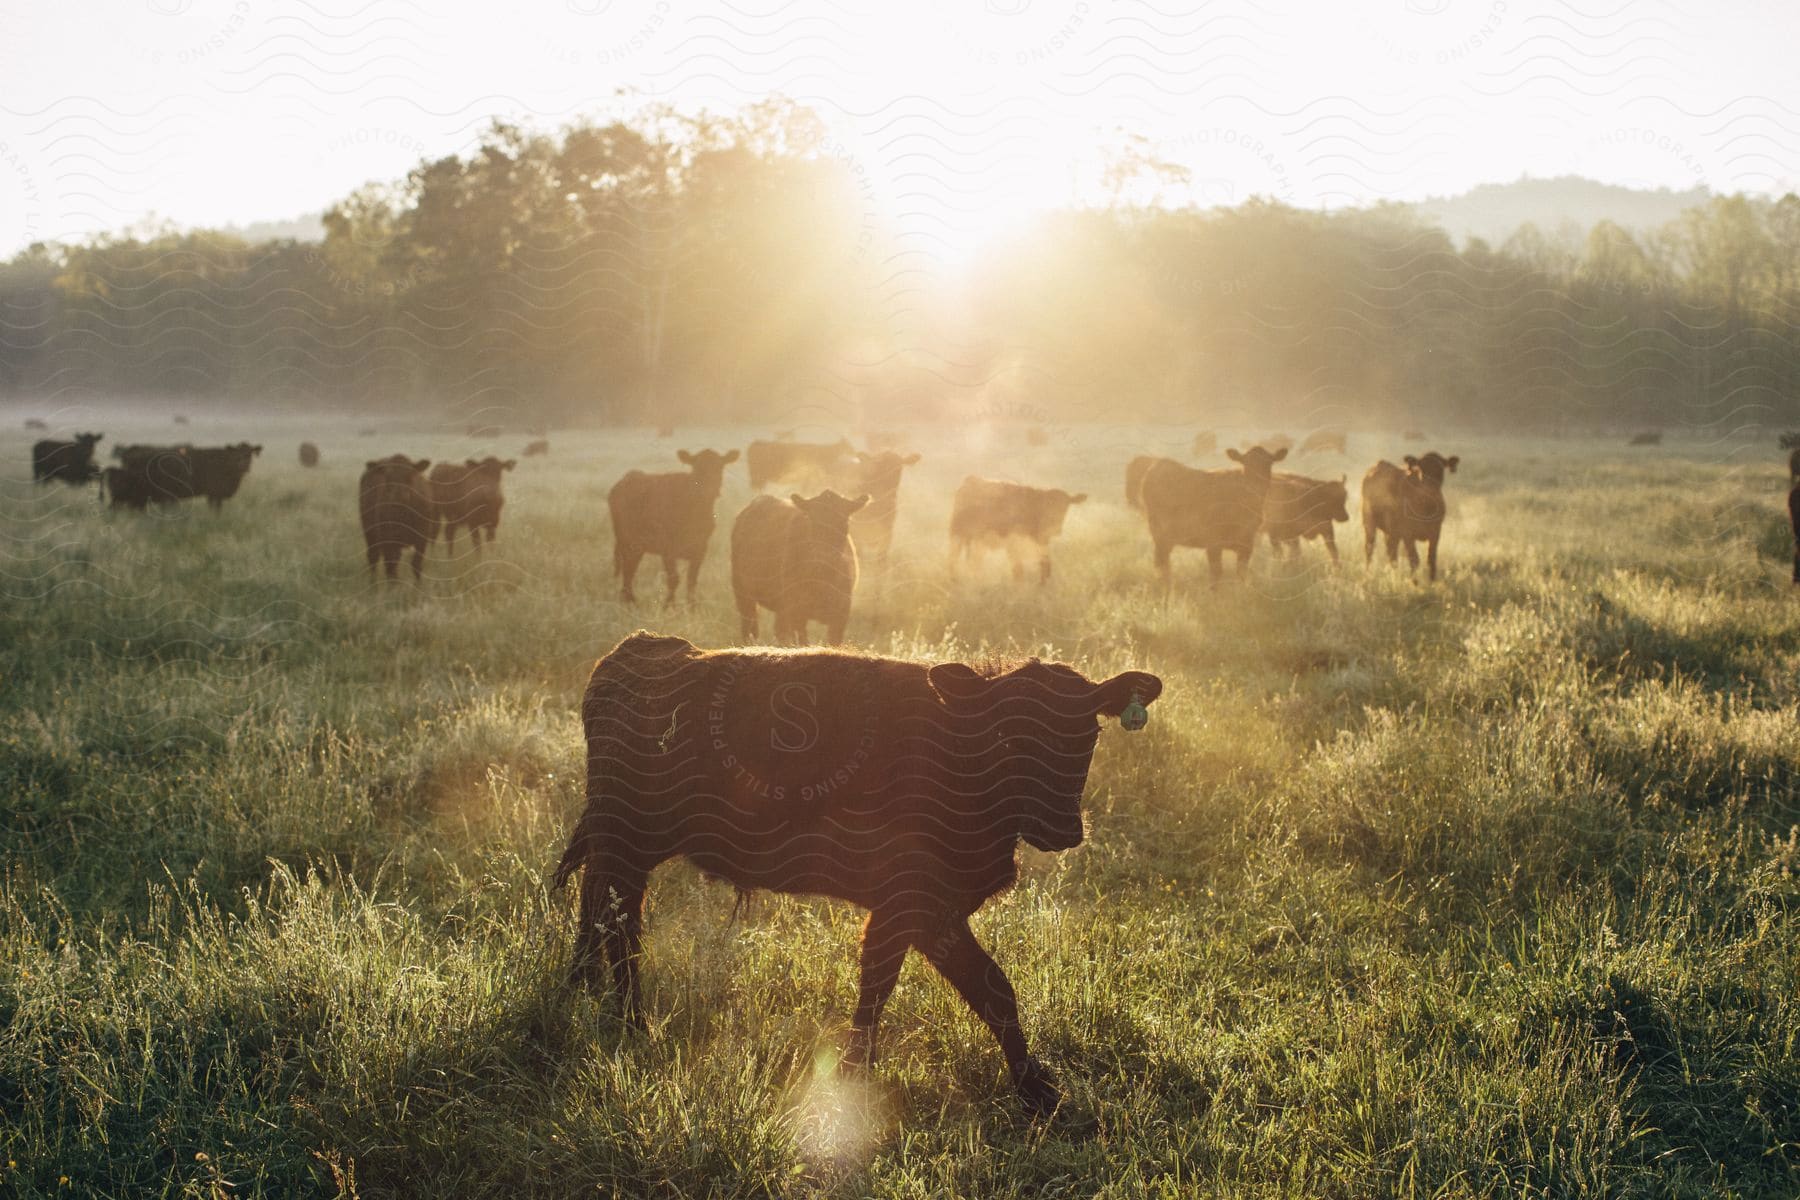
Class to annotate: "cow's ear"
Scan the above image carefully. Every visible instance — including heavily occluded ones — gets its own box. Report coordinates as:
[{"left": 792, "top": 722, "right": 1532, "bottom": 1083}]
[
  {"left": 849, "top": 493, "right": 871, "bottom": 513},
  {"left": 721, "top": 449, "right": 740, "bottom": 464},
  {"left": 417, "top": 459, "right": 432, "bottom": 472},
  {"left": 902, "top": 452, "right": 921, "bottom": 465},
  {"left": 790, "top": 493, "right": 809, "bottom": 509},
  {"left": 252, "top": 445, "right": 263, "bottom": 455},
  {"left": 1093, "top": 670, "right": 1163, "bottom": 719},
  {"left": 1272, "top": 447, "right": 1288, "bottom": 462},
  {"left": 928, "top": 662, "right": 986, "bottom": 704},
  {"left": 1446, "top": 456, "right": 1460, "bottom": 472},
  {"left": 678, "top": 449, "right": 695, "bottom": 465},
  {"left": 1226, "top": 447, "right": 1244, "bottom": 463},
  {"left": 366, "top": 460, "right": 381, "bottom": 471},
  {"left": 1068, "top": 491, "right": 1089, "bottom": 504},
  {"left": 503, "top": 459, "right": 517, "bottom": 470},
  {"left": 1403, "top": 455, "right": 1419, "bottom": 468}
]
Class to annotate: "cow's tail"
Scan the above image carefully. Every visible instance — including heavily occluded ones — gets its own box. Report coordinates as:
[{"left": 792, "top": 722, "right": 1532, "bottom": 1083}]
[
  {"left": 96, "top": 470, "right": 107, "bottom": 506},
  {"left": 553, "top": 764, "right": 608, "bottom": 890}
]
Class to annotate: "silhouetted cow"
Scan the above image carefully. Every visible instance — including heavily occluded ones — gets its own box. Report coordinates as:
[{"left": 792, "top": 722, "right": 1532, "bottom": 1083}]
[
  {"left": 746, "top": 437, "right": 854, "bottom": 490},
  {"left": 1362, "top": 452, "right": 1460, "bottom": 581},
  {"left": 522, "top": 439, "right": 549, "bottom": 457},
  {"left": 32, "top": 433, "right": 103, "bottom": 485},
  {"left": 553, "top": 631, "right": 1164, "bottom": 1114},
  {"left": 430, "top": 456, "right": 515, "bottom": 556},
  {"left": 101, "top": 448, "right": 192, "bottom": 511},
  {"left": 299, "top": 442, "right": 320, "bottom": 467},
  {"left": 24, "top": 418, "right": 46, "bottom": 430},
  {"left": 836, "top": 450, "right": 919, "bottom": 568},
  {"left": 1139, "top": 446, "right": 1287, "bottom": 584},
  {"left": 1125, "top": 455, "right": 1179, "bottom": 511},
  {"left": 731, "top": 490, "right": 868, "bottom": 643},
  {"left": 1299, "top": 430, "right": 1347, "bottom": 455},
  {"left": 949, "top": 477, "right": 1087, "bottom": 584},
  {"left": 1629, "top": 431, "right": 1663, "bottom": 446},
  {"left": 188, "top": 443, "right": 262, "bottom": 510},
  {"left": 1262, "top": 473, "right": 1350, "bottom": 562},
  {"left": 608, "top": 449, "right": 740, "bottom": 604},
  {"left": 359, "top": 455, "right": 434, "bottom": 583}
]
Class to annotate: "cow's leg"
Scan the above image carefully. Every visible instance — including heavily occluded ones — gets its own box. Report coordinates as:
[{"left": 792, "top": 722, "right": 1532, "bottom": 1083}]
[
  {"left": 660, "top": 555, "right": 680, "bottom": 605},
  {"left": 444, "top": 522, "right": 458, "bottom": 557},
  {"left": 685, "top": 556, "right": 702, "bottom": 605},
  {"left": 470, "top": 525, "right": 484, "bottom": 558},
  {"left": 1323, "top": 528, "right": 1338, "bottom": 565},
  {"left": 917, "top": 918, "right": 1057, "bottom": 1115},
  {"left": 366, "top": 543, "right": 380, "bottom": 583},
  {"left": 1793, "top": 538, "right": 1799, "bottom": 584},
  {"left": 1363, "top": 521, "right": 1377, "bottom": 566},
  {"left": 409, "top": 544, "right": 426, "bottom": 583},
  {"left": 619, "top": 548, "right": 645, "bottom": 603},
  {"left": 1205, "top": 545, "right": 1223, "bottom": 585},
  {"left": 1402, "top": 537, "right": 1420, "bottom": 574},
  {"left": 1384, "top": 531, "right": 1399, "bottom": 565},
  {"left": 1006, "top": 541, "right": 1027, "bottom": 583},
  {"left": 825, "top": 607, "right": 849, "bottom": 645},
  {"left": 1153, "top": 537, "right": 1173, "bottom": 588},
  {"left": 574, "top": 864, "right": 649, "bottom": 1025},
  {"left": 384, "top": 550, "right": 400, "bottom": 582},
  {"left": 736, "top": 592, "right": 758, "bottom": 640},
  {"left": 844, "top": 908, "right": 911, "bottom": 1070},
  {"left": 1426, "top": 535, "right": 1440, "bottom": 582},
  {"left": 1234, "top": 542, "right": 1251, "bottom": 579},
  {"left": 1038, "top": 549, "right": 1052, "bottom": 586}
]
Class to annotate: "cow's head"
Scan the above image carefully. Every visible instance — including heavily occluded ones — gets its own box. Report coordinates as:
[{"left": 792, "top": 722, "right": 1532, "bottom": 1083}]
[
  {"left": 927, "top": 660, "right": 1165, "bottom": 851},
  {"left": 1036, "top": 489, "right": 1087, "bottom": 540},
  {"left": 365, "top": 455, "right": 430, "bottom": 478},
  {"left": 677, "top": 448, "right": 740, "bottom": 496},
  {"left": 1227, "top": 445, "right": 1287, "bottom": 477},
  {"left": 1404, "top": 452, "right": 1459, "bottom": 487},
  {"left": 76, "top": 433, "right": 103, "bottom": 450},
  {"left": 470, "top": 456, "right": 517, "bottom": 478},
  {"left": 1325, "top": 477, "right": 1350, "bottom": 523},
  {"left": 790, "top": 489, "right": 870, "bottom": 536}
]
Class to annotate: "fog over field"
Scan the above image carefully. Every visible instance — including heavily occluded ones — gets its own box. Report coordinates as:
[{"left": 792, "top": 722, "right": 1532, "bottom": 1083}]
[{"left": 5, "top": 2, "right": 1800, "bottom": 1197}]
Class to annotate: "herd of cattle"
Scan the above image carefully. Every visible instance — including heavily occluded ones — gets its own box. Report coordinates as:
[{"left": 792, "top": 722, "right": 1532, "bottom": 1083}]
[{"left": 32, "top": 434, "right": 264, "bottom": 510}]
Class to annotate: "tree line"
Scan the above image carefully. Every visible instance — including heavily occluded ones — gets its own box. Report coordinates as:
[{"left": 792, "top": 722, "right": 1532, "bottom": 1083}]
[{"left": 3, "top": 98, "right": 1798, "bottom": 435}]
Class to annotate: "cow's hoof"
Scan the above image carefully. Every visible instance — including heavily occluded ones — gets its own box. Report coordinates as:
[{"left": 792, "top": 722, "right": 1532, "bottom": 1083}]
[{"left": 1011, "top": 1057, "right": 1060, "bottom": 1116}]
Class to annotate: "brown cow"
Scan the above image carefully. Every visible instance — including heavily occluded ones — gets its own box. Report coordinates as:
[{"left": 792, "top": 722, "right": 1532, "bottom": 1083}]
[
  {"left": 1361, "top": 452, "right": 1460, "bottom": 581},
  {"left": 1261, "top": 473, "right": 1350, "bottom": 562},
  {"left": 101, "top": 448, "right": 192, "bottom": 511},
  {"left": 949, "top": 477, "right": 1087, "bottom": 584},
  {"left": 552, "top": 631, "right": 1164, "bottom": 1114},
  {"left": 746, "top": 437, "right": 854, "bottom": 490},
  {"left": 1139, "top": 446, "right": 1287, "bottom": 583},
  {"left": 731, "top": 490, "right": 868, "bottom": 643},
  {"left": 431, "top": 457, "right": 516, "bottom": 556},
  {"left": 360, "top": 456, "right": 435, "bottom": 583},
  {"left": 1125, "top": 455, "right": 1180, "bottom": 511},
  {"left": 836, "top": 450, "right": 920, "bottom": 569},
  {"left": 608, "top": 449, "right": 740, "bottom": 604},
  {"left": 522, "top": 439, "right": 549, "bottom": 457},
  {"left": 1299, "top": 430, "right": 1347, "bottom": 455},
  {"left": 299, "top": 442, "right": 320, "bottom": 468}
]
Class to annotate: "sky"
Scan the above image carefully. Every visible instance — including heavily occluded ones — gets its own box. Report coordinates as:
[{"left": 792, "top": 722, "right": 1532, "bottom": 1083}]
[{"left": 2, "top": 0, "right": 1798, "bottom": 263}]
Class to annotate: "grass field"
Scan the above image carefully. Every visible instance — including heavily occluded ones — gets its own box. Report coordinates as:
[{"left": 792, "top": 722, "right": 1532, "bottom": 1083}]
[{"left": 3, "top": 417, "right": 1798, "bottom": 1198}]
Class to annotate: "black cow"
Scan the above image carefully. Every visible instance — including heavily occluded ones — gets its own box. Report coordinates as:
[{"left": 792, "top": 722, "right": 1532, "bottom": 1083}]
[{"left": 32, "top": 433, "right": 103, "bottom": 485}]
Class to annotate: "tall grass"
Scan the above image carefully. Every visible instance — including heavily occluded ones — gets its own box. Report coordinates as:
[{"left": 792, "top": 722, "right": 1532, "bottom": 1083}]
[{"left": 2, "top": 421, "right": 1796, "bottom": 1197}]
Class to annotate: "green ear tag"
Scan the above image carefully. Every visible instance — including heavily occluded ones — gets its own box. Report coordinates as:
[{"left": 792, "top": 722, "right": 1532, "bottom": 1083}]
[{"left": 1120, "top": 692, "right": 1148, "bottom": 732}]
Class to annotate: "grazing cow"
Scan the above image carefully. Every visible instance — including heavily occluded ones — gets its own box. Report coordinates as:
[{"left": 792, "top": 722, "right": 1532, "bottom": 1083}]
[
  {"left": 1191, "top": 430, "right": 1216, "bottom": 457},
  {"left": 359, "top": 456, "right": 435, "bottom": 583},
  {"left": 1629, "top": 431, "right": 1663, "bottom": 446},
  {"left": 1402, "top": 429, "right": 1427, "bottom": 442},
  {"left": 101, "top": 448, "right": 193, "bottom": 511},
  {"left": 1262, "top": 473, "right": 1350, "bottom": 562},
  {"left": 522, "top": 439, "right": 550, "bottom": 457},
  {"left": 1299, "top": 430, "right": 1347, "bottom": 455},
  {"left": 430, "top": 457, "right": 516, "bottom": 556},
  {"left": 1791, "top": 479, "right": 1800, "bottom": 584},
  {"left": 1125, "top": 455, "right": 1180, "bottom": 511},
  {"left": 299, "top": 442, "right": 320, "bottom": 467},
  {"left": 552, "top": 631, "right": 1164, "bottom": 1114},
  {"left": 1139, "top": 446, "right": 1287, "bottom": 584},
  {"left": 836, "top": 450, "right": 920, "bottom": 569},
  {"left": 188, "top": 443, "right": 262, "bottom": 510},
  {"left": 32, "top": 433, "right": 103, "bottom": 485},
  {"left": 24, "top": 418, "right": 46, "bottom": 430},
  {"left": 950, "top": 478, "right": 1087, "bottom": 584},
  {"left": 731, "top": 490, "right": 868, "bottom": 643},
  {"left": 746, "top": 437, "right": 855, "bottom": 490},
  {"left": 608, "top": 449, "right": 740, "bottom": 604},
  {"left": 1361, "top": 452, "right": 1460, "bottom": 581}
]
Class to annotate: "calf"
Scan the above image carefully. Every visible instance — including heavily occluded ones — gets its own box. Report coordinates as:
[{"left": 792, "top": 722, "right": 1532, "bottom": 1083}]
[
  {"left": 1261, "top": 473, "right": 1350, "bottom": 562},
  {"left": 1125, "top": 455, "right": 1179, "bottom": 511},
  {"left": 731, "top": 490, "right": 868, "bottom": 643},
  {"left": 608, "top": 448, "right": 740, "bottom": 604},
  {"left": 553, "top": 631, "right": 1163, "bottom": 1114},
  {"left": 32, "top": 433, "right": 103, "bottom": 485},
  {"left": 1361, "top": 451, "right": 1460, "bottom": 581},
  {"left": 359, "top": 455, "right": 435, "bottom": 583},
  {"left": 836, "top": 450, "right": 920, "bottom": 569},
  {"left": 101, "top": 448, "right": 193, "bottom": 511},
  {"left": 746, "top": 437, "right": 854, "bottom": 490},
  {"left": 1139, "top": 446, "right": 1287, "bottom": 583},
  {"left": 949, "top": 477, "right": 1087, "bottom": 584},
  {"left": 431, "top": 456, "right": 516, "bottom": 556},
  {"left": 188, "top": 443, "right": 262, "bottom": 510}
]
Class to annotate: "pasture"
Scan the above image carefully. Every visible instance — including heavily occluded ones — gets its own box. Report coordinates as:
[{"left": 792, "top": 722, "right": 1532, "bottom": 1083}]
[{"left": 2, "top": 418, "right": 1798, "bottom": 1198}]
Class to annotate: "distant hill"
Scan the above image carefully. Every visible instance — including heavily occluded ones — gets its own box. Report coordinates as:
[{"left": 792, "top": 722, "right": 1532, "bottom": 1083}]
[
  {"left": 217, "top": 213, "right": 325, "bottom": 244},
  {"left": 1413, "top": 176, "right": 1712, "bottom": 249}
]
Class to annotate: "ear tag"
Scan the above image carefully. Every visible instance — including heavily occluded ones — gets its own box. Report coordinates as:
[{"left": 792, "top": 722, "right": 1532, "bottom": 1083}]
[{"left": 1120, "top": 692, "right": 1149, "bottom": 732}]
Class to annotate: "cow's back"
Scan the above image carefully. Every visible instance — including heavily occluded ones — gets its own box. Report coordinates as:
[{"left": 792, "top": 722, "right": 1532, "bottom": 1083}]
[
  {"left": 731, "top": 494, "right": 798, "bottom": 602},
  {"left": 1262, "top": 473, "right": 1336, "bottom": 540},
  {"left": 1141, "top": 460, "right": 1266, "bottom": 547},
  {"left": 950, "top": 477, "right": 1022, "bottom": 540}
]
